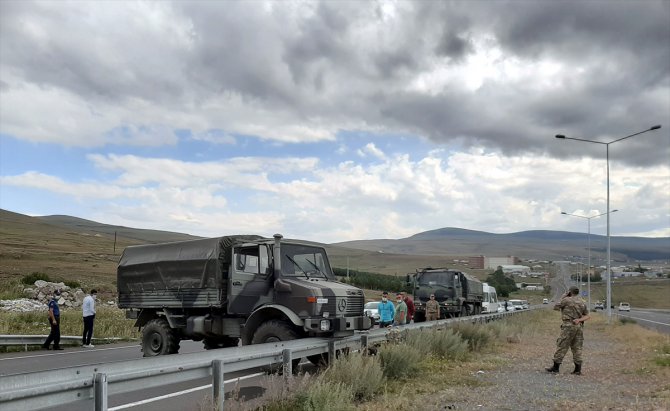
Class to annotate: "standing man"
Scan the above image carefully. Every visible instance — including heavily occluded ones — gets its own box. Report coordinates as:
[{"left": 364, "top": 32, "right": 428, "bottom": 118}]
[
  {"left": 546, "top": 286, "right": 590, "bottom": 375},
  {"left": 82, "top": 289, "right": 97, "bottom": 348},
  {"left": 425, "top": 294, "right": 440, "bottom": 321},
  {"left": 42, "top": 289, "right": 63, "bottom": 350},
  {"left": 377, "top": 291, "right": 395, "bottom": 328},
  {"left": 504, "top": 300, "right": 509, "bottom": 312},
  {"left": 402, "top": 292, "right": 415, "bottom": 323},
  {"left": 393, "top": 292, "right": 408, "bottom": 326}
]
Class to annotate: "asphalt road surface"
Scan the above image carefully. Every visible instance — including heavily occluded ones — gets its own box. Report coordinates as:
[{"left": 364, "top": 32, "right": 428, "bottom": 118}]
[
  {"left": 611, "top": 308, "right": 670, "bottom": 335},
  {"left": 0, "top": 340, "right": 285, "bottom": 411}
]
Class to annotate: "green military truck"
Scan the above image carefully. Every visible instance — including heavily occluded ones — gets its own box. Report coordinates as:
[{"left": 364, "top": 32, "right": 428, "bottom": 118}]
[
  {"left": 118, "top": 234, "right": 372, "bottom": 357},
  {"left": 407, "top": 267, "right": 484, "bottom": 321}
]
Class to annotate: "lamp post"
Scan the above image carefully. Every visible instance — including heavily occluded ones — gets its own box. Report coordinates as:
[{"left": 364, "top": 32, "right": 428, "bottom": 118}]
[
  {"left": 561, "top": 210, "right": 618, "bottom": 310},
  {"left": 555, "top": 125, "right": 661, "bottom": 323}
]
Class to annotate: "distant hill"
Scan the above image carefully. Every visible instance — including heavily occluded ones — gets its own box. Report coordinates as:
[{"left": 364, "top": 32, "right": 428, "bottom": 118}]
[
  {"left": 37, "top": 214, "right": 202, "bottom": 244},
  {"left": 335, "top": 227, "right": 670, "bottom": 262}
]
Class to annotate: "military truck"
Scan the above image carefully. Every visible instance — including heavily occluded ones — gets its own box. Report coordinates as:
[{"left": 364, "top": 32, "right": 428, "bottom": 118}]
[
  {"left": 407, "top": 267, "right": 484, "bottom": 322},
  {"left": 118, "top": 234, "right": 372, "bottom": 357}
]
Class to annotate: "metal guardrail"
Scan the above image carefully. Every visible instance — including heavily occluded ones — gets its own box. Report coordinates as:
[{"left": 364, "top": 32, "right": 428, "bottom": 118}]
[
  {"left": 0, "top": 335, "right": 126, "bottom": 350},
  {"left": 0, "top": 310, "right": 520, "bottom": 411}
]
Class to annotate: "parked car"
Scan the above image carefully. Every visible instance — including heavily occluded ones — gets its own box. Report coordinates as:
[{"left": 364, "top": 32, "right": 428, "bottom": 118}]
[
  {"left": 618, "top": 302, "right": 631, "bottom": 312},
  {"left": 542, "top": 298, "right": 549, "bottom": 304},
  {"left": 594, "top": 301, "right": 605, "bottom": 310},
  {"left": 364, "top": 301, "right": 381, "bottom": 324},
  {"left": 521, "top": 300, "right": 529, "bottom": 309}
]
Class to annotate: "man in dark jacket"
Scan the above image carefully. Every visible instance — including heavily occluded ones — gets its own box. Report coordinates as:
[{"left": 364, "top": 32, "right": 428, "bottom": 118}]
[{"left": 42, "top": 289, "right": 63, "bottom": 350}]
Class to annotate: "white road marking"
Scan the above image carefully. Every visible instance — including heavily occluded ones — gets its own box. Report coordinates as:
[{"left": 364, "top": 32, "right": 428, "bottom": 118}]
[
  {"left": 108, "top": 372, "right": 266, "bottom": 410},
  {"left": 0, "top": 345, "right": 139, "bottom": 361},
  {"left": 617, "top": 314, "right": 670, "bottom": 327}
]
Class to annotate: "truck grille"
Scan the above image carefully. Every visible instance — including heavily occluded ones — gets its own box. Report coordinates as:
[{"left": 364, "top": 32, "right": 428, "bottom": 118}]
[{"left": 324, "top": 295, "right": 364, "bottom": 316}]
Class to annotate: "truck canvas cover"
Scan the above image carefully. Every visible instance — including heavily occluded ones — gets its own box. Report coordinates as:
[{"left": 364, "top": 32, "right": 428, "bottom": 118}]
[{"left": 118, "top": 235, "right": 263, "bottom": 308}]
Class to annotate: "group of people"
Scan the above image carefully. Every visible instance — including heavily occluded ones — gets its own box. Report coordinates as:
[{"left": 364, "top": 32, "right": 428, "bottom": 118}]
[
  {"left": 41, "top": 288, "right": 98, "bottom": 350},
  {"left": 376, "top": 291, "right": 438, "bottom": 327}
]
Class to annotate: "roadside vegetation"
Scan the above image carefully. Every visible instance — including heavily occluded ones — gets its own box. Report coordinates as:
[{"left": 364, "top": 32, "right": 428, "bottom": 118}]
[
  {"left": 202, "top": 309, "right": 668, "bottom": 411},
  {"left": 0, "top": 306, "right": 139, "bottom": 352},
  {"left": 207, "top": 312, "right": 538, "bottom": 411}
]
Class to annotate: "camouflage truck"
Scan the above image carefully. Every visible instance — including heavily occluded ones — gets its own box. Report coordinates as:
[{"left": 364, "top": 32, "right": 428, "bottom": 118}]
[
  {"left": 118, "top": 234, "right": 372, "bottom": 357},
  {"left": 407, "top": 267, "right": 484, "bottom": 322}
]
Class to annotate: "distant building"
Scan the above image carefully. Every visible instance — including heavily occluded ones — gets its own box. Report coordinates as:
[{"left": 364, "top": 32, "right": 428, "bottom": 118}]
[
  {"left": 468, "top": 256, "right": 485, "bottom": 269},
  {"left": 486, "top": 256, "right": 520, "bottom": 269},
  {"left": 501, "top": 265, "right": 530, "bottom": 274}
]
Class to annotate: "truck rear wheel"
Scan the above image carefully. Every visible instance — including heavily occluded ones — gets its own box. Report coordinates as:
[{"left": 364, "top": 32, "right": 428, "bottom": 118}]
[{"left": 142, "top": 318, "right": 180, "bottom": 356}]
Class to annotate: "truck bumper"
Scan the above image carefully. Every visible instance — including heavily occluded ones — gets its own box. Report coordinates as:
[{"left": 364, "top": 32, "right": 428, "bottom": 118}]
[{"left": 304, "top": 315, "right": 372, "bottom": 333}]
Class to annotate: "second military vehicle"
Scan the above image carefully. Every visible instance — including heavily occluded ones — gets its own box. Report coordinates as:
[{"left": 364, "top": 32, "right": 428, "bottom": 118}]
[
  {"left": 118, "top": 234, "right": 372, "bottom": 357},
  {"left": 408, "top": 267, "right": 484, "bottom": 322}
]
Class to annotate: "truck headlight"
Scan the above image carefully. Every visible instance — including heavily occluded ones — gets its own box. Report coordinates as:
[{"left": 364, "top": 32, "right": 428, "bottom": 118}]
[{"left": 320, "top": 320, "right": 331, "bottom": 331}]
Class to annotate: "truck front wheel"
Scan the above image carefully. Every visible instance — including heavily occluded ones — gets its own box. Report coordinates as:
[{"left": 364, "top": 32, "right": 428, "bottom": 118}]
[
  {"left": 251, "top": 320, "right": 299, "bottom": 344},
  {"left": 142, "top": 318, "right": 180, "bottom": 356},
  {"left": 252, "top": 320, "right": 300, "bottom": 371}
]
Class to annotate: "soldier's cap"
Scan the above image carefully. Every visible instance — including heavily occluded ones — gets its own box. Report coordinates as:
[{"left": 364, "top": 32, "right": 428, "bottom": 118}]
[{"left": 568, "top": 286, "right": 579, "bottom": 293}]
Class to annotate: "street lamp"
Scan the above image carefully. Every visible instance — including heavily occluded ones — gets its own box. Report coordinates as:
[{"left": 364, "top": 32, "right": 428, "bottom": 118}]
[
  {"left": 561, "top": 209, "right": 619, "bottom": 310},
  {"left": 555, "top": 125, "right": 662, "bottom": 323}
]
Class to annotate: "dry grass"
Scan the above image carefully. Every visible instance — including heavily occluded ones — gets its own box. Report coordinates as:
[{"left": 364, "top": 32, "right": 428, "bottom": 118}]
[
  {"left": 589, "top": 278, "right": 670, "bottom": 309},
  {"left": 0, "top": 305, "right": 140, "bottom": 340}
]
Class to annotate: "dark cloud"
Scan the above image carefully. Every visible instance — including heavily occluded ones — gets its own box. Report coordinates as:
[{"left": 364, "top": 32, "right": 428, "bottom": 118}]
[{"left": 1, "top": 1, "right": 668, "bottom": 165}]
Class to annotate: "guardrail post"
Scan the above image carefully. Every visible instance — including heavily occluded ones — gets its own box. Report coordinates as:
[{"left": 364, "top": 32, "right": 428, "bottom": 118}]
[
  {"left": 361, "top": 334, "right": 368, "bottom": 353},
  {"left": 328, "top": 340, "right": 336, "bottom": 364},
  {"left": 94, "top": 373, "right": 108, "bottom": 411},
  {"left": 212, "top": 359, "right": 225, "bottom": 411},
  {"left": 282, "top": 348, "right": 292, "bottom": 378}
]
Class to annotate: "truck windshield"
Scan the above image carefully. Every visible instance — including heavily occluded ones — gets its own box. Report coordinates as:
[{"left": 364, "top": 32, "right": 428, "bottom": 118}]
[
  {"left": 281, "top": 244, "right": 333, "bottom": 279},
  {"left": 417, "top": 272, "right": 455, "bottom": 287}
]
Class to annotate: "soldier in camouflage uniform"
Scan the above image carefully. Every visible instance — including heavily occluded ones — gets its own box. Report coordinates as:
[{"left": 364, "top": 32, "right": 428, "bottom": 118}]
[
  {"left": 425, "top": 294, "right": 440, "bottom": 321},
  {"left": 546, "top": 285, "right": 590, "bottom": 375}
]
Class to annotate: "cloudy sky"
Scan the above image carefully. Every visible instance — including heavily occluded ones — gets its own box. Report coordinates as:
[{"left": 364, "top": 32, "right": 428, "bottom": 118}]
[{"left": 1, "top": 0, "right": 669, "bottom": 243}]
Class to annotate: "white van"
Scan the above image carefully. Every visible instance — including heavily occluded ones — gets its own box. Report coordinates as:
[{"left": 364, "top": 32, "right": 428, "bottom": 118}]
[{"left": 482, "top": 283, "right": 500, "bottom": 314}]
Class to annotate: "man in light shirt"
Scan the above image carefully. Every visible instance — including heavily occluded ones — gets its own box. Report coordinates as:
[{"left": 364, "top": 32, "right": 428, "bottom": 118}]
[{"left": 82, "top": 289, "right": 97, "bottom": 348}]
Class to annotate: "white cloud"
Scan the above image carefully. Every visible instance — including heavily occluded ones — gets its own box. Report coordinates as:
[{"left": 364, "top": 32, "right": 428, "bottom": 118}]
[{"left": 2, "top": 148, "right": 667, "bottom": 242}]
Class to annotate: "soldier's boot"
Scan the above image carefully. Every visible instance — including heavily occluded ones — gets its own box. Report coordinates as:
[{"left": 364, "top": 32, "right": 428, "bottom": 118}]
[
  {"left": 545, "top": 362, "right": 560, "bottom": 373},
  {"left": 572, "top": 363, "right": 582, "bottom": 375}
]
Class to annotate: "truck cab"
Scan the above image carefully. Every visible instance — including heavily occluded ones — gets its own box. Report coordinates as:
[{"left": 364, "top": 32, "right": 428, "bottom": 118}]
[{"left": 408, "top": 267, "right": 483, "bottom": 321}]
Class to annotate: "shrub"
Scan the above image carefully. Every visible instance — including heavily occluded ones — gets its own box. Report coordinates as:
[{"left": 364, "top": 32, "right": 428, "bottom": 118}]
[
  {"left": 322, "top": 353, "right": 384, "bottom": 401},
  {"left": 379, "top": 343, "right": 422, "bottom": 379},
  {"left": 406, "top": 328, "right": 469, "bottom": 360},
  {"left": 21, "top": 272, "right": 51, "bottom": 285},
  {"left": 452, "top": 323, "right": 493, "bottom": 352},
  {"left": 63, "top": 280, "right": 81, "bottom": 289},
  {"left": 619, "top": 316, "right": 637, "bottom": 325},
  {"left": 298, "top": 380, "right": 355, "bottom": 411}
]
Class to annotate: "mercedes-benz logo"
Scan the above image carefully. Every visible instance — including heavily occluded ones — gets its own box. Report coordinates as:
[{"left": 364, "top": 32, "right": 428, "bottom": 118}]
[{"left": 338, "top": 299, "right": 347, "bottom": 312}]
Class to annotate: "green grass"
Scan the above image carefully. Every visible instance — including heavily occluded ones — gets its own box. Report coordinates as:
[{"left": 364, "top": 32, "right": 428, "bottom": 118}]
[{"left": 0, "top": 306, "right": 139, "bottom": 340}]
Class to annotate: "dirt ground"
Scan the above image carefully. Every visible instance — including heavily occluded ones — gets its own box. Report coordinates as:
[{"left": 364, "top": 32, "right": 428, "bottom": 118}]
[{"left": 424, "top": 313, "right": 670, "bottom": 411}]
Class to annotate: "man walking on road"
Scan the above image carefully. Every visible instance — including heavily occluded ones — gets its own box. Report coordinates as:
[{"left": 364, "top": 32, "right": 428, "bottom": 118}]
[
  {"left": 82, "top": 289, "right": 97, "bottom": 348},
  {"left": 546, "top": 285, "right": 590, "bottom": 375},
  {"left": 42, "top": 289, "right": 63, "bottom": 350}
]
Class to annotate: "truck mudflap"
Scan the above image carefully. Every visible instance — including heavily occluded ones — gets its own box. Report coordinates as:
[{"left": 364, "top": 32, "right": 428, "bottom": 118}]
[{"left": 304, "top": 315, "right": 372, "bottom": 333}]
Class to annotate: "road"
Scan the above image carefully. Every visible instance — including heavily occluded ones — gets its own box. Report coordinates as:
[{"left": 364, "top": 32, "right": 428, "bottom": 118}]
[
  {"left": 611, "top": 308, "right": 670, "bottom": 335},
  {"left": 0, "top": 340, "right": 279, "bottom": 411}
]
